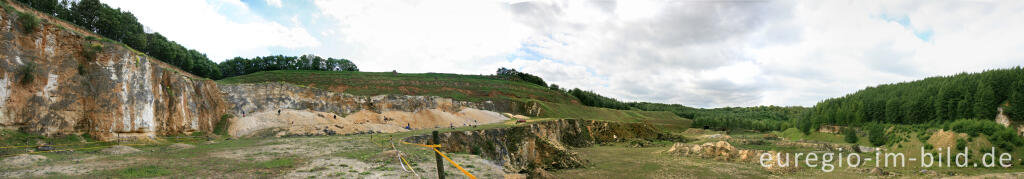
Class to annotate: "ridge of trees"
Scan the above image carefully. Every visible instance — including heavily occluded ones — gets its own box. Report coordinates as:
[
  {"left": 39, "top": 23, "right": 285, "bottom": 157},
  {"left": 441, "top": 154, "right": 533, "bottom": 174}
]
[
  {"left": 629, "top": 102, "right": 808, "bottom": 131},
  {"left": 219, "top": 55, "right": 358, "bottom": 79},
  {"left": 495, "top": 67, "right": 547, "bottom": 87},
  {"left": 809, "top": 67, "right": 1024, "bottom": 127}
]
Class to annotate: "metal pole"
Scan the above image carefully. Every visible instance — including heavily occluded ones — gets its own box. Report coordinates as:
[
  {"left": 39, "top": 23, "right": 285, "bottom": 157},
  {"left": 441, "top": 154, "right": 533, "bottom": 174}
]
[{"left": 433, "top": 130, "right": 445, "bottom": 179}]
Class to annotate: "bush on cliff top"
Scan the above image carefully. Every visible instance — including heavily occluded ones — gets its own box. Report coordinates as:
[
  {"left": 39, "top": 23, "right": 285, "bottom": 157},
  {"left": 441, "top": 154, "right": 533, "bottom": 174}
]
[{"left": 16, "top": 11, "right": 40, "bottom": 33}]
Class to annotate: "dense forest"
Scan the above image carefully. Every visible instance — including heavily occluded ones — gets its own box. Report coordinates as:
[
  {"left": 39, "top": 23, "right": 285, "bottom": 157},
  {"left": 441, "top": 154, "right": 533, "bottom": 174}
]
[
  {"left": 628, "top": 102, "right": 807, "bottom": 131},
  {"left": 12, "top": 0, "right": 357, "bottom": 80},
  {"left": 809, "top": 67, "right": 1024, "bottom": 127},
  {"left": 218, "top": 55, "right": 358, "bottom": 79}
]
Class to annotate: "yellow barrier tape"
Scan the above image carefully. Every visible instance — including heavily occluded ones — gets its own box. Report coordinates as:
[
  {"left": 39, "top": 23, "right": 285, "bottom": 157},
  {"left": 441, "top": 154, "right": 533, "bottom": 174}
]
[
  {"left": 401, "top": 141, "right": 476, "bottom": 178},
  {"left": 401, "top": 141, "right": 440, "bottom": 148},
  {"left": 432, "top": 148, "right": 478, "bottom": 179}
]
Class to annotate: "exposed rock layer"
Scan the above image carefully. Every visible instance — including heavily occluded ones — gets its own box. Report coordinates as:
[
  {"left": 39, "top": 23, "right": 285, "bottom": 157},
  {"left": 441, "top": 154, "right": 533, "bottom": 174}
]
[
  {"left": 219, "top": 82, "right": 519, "bottom": 116},
  {"left": 405, "top": 119, "right": 662, "bottom": 177},
  {"left": 0, "top": 8, "right": 228, "bottom": 140}
]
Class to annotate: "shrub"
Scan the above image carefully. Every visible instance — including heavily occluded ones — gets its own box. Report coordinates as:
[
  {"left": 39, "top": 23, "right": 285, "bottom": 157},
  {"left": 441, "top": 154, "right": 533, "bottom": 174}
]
[
  {"left": 16, "top": 11, "right": 40, "bottom": 33},
  {"left": 82, "top": 42, "right": 103, "bottom": 60},
  {"left": 989, "top": 128, "right": 1022, "bottom": 151},
  {"left": 844, "top": 128, "right": 859, "bottom": 143},
  {"left": 213, "top": 114, "right": 232, "bottom": 136},
  {"left": 868, "top": 124, "right": 887, "bottom": 147},
  {"left": 956, "top": 138, "right": 967, "bottom": 150},
  {"left": 77, "top": 63, "right": 86, "bottom": 75},
  {"left": 946, "top": 119, "right": 1003, "bottom": 137},
  {"left": 19, "top": 62, "right": 36, "bottom": 85}
]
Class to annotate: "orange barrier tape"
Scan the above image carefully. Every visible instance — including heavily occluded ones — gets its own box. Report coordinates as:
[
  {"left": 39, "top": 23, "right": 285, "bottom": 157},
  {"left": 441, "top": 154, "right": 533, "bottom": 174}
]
[
  {"left": 401, "top": 141, "right": 476, "bottom": 179},
  {"left": 432, "top": 148, "right": 478, "bottom": 179}
]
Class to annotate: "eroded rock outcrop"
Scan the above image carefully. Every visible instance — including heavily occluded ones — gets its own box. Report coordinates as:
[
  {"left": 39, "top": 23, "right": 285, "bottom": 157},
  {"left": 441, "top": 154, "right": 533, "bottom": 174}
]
[
  {"left": 0, "top": 8, "right": 228, "bottom": 140},
  {"left": 666, "top": 141, "right": 798, "bottom": 174},
  {"left": 404, "top": 119, "right": 663, "bottom": 177},
  {"left": 219, "top": 82, "right": 517, "bottom": 115},
  {"left": 219, "top": 82, "right": 525, "bottom": 137}
]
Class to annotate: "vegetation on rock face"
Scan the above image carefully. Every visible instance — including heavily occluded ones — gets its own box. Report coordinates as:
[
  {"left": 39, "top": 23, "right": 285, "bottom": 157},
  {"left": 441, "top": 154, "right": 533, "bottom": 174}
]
[
  {"left": 213, "top": 114, "right": 233, "bottom": 136},
  {"left": 81, "top": 41, "right": 103, "bottom": 60},
  {"left": 19, "top": 62, "right": 36, "bottom": 85},
  {"left": 16, "top": 11, "right": 39, "bottom": 32}
]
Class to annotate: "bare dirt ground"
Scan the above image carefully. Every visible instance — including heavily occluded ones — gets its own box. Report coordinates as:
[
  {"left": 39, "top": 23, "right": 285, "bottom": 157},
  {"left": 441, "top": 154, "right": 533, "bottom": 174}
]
[{"left": 229, "top": 108, "right": 508, "bottom": 137}]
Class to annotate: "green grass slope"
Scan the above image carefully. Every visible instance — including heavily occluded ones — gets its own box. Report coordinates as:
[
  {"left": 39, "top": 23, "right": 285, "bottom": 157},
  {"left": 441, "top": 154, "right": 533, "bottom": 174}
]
[
  {"left": 217, "top": 70, "right": 577, "bottom": 104},
  {"left": 216, "top": 70, "right": 691, "bottom": 129}
]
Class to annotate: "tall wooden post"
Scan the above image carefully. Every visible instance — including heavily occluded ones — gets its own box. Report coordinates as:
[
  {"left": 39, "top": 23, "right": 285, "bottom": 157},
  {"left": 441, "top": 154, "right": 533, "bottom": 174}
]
[{"left": 433, "top": 130, "right": 445, "bottom": 179}]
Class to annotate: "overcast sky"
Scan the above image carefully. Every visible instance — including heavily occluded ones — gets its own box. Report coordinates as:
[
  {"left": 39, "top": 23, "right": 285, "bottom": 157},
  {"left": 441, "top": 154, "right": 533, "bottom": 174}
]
[{"left": 102, "top": 0, "right": 1024, "bottom": 108}]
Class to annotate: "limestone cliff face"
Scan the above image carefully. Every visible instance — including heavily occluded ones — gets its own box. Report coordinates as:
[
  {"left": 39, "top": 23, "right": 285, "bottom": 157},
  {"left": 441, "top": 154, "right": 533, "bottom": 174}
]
[
  {"left": 219, "top": 82, "right": 518, "bottom": 116},
  {"left": 0, "top": 9, "right": 228, "bottom": 140},
  {"left": 404, "top": 119, "right": 661, "bottom": 177}
]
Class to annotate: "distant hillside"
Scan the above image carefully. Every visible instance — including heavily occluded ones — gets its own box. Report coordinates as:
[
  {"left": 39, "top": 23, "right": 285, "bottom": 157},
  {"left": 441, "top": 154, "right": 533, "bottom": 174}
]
[
  {"left": 811, "top": 67, "right": 1024, "bottom": 126},
  {"left": 217, "top": 70, "right": 692, "bottom": 130},
  {"left": 217, "top": 70, "right": 578, "bottom": 104}
]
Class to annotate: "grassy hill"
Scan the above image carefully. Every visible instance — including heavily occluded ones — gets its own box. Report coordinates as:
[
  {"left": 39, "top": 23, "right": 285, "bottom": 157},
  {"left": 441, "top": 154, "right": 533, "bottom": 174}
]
[
  {"left": 217, "top": 70, "right": 577, "bottom": 104},
  {"left": 217, "top": 70, "right": 691, "bottom": 130}
]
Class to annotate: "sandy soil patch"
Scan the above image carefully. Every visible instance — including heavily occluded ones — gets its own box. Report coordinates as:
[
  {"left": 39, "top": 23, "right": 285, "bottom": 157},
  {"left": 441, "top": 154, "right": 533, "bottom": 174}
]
[
  {"left": 229, "top": 108, "right": 508, "bottom": 137},
  {"left": 0, "top": 154, "right": 47, "bottom": 167},
  {"left": 928, "top": 129, "right": 966, "bottom": 149},
  {"left": 167, "top": 143, "right": 195, "bottom": 150},
  {"left": 0, "top": 155, "right": 131, "bottom": 178},
  {"left": 100, "top": 145, "right": 141, "bottom": 155}
]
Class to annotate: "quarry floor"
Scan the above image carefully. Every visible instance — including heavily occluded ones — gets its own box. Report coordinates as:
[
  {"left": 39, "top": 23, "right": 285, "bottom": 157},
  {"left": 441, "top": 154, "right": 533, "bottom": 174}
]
[{"left": 6, "top": 125, "right": 1024, "bottom": 178}]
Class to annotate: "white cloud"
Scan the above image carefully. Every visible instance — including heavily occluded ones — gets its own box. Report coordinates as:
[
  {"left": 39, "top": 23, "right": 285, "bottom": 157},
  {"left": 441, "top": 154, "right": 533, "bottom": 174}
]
[
  {"left": 105, "top": 0, "right": 1024, "bottom": 108},
  {"left": 102, "top": 0, "right": 319, "bottom": 61},
  {"left": 312, "top": 0, "right": 531, "bottom": 75},
  {"left": 265, "top": 0, "right": 282, "bottom": 8}
]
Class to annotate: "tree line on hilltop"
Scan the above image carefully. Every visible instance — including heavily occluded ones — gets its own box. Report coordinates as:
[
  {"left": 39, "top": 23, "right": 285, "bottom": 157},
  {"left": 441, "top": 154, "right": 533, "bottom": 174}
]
[{"left": 14, "top": 0, "right": 358, "bottom": 80}]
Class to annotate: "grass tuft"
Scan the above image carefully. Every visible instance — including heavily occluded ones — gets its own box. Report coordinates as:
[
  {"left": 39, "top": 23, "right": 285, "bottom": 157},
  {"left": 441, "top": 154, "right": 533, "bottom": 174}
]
[
  {"left": 114, "top": 165, "right": 173, "bottom": 178},
  {"left": 16, "top": 11, "right": 40, "bottom": 33}
]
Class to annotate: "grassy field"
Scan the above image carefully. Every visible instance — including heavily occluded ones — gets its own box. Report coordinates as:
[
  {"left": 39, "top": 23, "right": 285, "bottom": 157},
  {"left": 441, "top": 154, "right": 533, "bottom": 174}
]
[
  {"left": 552, "top": 144, "right": 769, "bottom": 178},
  {"left": 217, "top": 70, "right": 578, "bottom": 104}
]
